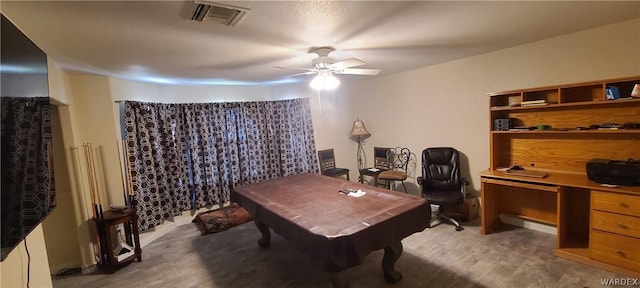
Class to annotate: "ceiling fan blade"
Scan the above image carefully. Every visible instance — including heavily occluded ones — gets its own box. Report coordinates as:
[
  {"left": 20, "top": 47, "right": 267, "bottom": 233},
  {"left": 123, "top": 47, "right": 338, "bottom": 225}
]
[
  {"left": 329, "top": 58, "right": 365, "bottom": 70},
  {"left": 334, "top": 68, "right": 381, "bottom": 76},
  {"left": 274, "top": 66, "right": 316, "bottom": 72},
  {"left": 281, "top": 71, "right": 317, "bottom": 78}
]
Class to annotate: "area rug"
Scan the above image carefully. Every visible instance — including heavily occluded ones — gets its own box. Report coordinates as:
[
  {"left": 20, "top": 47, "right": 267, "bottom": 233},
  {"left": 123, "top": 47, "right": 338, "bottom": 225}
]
[{"left": 192, "top": 203, "right": 253, "bottom": 235}]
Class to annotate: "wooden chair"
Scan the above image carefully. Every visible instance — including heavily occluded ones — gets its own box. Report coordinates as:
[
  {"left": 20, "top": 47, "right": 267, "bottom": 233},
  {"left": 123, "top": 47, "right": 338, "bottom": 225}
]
[
  {"left": 362, "top": 147, "right": 391, "bottom": 187},
  {"left": 317, "top": 149, "right": 350, "bottom": 180},
  {"left": 373, "top": 147, "right": 391, "bottom": 170}
]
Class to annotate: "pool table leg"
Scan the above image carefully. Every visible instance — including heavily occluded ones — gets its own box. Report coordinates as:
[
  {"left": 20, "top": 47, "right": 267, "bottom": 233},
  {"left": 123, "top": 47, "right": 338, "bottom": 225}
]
[
  {"left": 330, "top": 270, "right": 350, "bottom": 288},
  {"left": 254, "top": 219, "right": 271, "bottom": 248},
  {"left": 382, "top": 241, "right": 403, "bottom": 283}
]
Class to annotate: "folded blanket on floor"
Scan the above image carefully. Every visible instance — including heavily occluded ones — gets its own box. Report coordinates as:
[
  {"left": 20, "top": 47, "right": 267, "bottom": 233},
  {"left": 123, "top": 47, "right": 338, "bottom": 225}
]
[{"left": 192, "top": 203, "right": 252, "bottom": 235}]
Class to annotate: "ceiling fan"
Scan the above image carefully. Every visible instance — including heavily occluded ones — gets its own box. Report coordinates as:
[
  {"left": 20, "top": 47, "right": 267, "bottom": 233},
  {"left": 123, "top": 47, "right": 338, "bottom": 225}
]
[{"left": 275, "top": 46, "right": 381, "bottom": 90}]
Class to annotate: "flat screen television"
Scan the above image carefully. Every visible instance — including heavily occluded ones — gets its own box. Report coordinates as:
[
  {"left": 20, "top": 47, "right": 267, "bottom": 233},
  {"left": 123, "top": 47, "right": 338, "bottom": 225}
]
[{"left": 1, "top": 13, "right": 55, "bottom": 261}]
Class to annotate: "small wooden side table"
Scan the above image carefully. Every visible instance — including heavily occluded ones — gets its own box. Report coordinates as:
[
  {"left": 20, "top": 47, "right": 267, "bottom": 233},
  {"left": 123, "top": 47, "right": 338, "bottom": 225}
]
[
  {"left": 93, "top": 208, "right": 141, "bottom": 273},
  {"left": 358, "top": 168, "right": 387, "bottom": 186}
]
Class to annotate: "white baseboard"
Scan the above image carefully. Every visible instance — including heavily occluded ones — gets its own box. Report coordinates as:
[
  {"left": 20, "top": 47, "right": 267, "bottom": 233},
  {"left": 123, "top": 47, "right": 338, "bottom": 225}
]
[
  {"left": 81, "top": 264, "right": 97, "bottom": 274},
  {"left": 48, "top": 260, "right": 84, "bottom": 276},
  {"left": 499, "top": 214, "right": 557, "bottom": 235}
]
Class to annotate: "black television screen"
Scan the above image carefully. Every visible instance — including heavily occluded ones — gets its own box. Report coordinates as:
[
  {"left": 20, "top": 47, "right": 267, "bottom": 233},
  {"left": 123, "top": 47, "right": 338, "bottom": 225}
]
[{"left": 1, "top": 13, "right": 55, "bottom": 261}]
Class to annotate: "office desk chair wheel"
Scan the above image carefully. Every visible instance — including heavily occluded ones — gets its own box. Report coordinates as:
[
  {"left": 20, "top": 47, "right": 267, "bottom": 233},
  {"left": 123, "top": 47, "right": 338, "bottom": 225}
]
[
  {"left": 431, "top": 205, "right": 465, "bottom": 231},
  {"left": 444, "top": 212, "right": 464, "bottom": 231}
]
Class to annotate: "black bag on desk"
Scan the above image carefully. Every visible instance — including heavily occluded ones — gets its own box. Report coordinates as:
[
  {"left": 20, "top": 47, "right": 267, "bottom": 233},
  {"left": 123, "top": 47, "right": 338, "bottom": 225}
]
[{"left": 587, "top": 159, "right": 640, "bottom": 186}]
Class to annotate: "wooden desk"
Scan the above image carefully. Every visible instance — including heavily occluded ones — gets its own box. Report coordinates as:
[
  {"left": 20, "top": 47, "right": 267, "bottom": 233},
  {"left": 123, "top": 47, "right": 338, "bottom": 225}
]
[
  {"left": 233, "top": 173, "right": 430, "bottom": 288},
  {"left": 480, "top": 169, "right": 640, "bottom": 277},
  {"left": 483, "top": 76, "right": 640, "bottom": 277}
]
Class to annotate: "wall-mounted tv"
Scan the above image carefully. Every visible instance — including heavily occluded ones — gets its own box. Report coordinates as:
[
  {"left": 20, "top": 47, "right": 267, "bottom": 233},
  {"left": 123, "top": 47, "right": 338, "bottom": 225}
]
[{"left": 1, "top": 13, "right": 55, "bottom": 261}]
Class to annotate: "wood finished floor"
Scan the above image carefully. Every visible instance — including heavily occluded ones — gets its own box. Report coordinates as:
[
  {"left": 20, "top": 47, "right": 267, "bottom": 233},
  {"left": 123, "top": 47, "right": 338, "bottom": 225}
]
[{"left": 53, "top": 217, "right": 625, "bottom": 288}]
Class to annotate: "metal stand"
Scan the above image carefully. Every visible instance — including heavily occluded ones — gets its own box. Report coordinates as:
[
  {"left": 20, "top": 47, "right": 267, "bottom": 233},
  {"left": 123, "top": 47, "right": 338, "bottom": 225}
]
[{"left": 356, "top": 139, "right": 367, "bottom": 170}]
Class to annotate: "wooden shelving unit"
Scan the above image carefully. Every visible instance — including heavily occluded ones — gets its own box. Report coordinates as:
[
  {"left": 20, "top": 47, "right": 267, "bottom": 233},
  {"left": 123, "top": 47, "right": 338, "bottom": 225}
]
[{"left": 481, "top": 76, "right": 640, "bottom": 277}]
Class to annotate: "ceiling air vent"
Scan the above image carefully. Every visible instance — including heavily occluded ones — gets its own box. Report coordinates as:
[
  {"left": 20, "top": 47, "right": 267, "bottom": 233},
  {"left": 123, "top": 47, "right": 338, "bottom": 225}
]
[{"left": 191, "top": 1, "right": 250, "bottom": 27}]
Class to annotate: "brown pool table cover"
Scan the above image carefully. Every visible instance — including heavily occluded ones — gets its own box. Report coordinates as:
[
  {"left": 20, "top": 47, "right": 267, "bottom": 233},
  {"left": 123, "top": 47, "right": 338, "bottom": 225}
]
[{"left": 233, "top": 173, "right": 431, "bottom": 272}]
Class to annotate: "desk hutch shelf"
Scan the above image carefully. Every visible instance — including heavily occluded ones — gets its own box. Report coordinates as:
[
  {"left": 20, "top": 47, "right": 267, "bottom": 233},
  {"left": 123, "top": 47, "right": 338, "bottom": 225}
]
[{"left": 480, "top": 76, "right": 640, "bottom": 277}]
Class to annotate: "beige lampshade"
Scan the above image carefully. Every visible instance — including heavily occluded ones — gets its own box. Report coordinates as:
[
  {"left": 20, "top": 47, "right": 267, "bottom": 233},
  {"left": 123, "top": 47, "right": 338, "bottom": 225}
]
[{"left": 350, "top": 119, "right": 371, "bottom": 140}]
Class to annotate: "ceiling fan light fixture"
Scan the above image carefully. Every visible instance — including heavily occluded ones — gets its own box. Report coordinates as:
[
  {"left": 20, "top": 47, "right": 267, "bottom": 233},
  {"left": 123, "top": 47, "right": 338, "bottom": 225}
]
[
  {"left": 277, "top": 46, "right": 379, "bottom": 89},
  {"left": 310, "top": 72, "right": 340, "bottom": 90},
  {"left": 325, "top": 74, "right": 340, "bottom": 90}
]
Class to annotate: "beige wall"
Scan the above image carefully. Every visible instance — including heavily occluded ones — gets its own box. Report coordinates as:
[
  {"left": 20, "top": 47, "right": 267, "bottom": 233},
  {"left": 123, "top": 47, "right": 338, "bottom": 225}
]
[
  {"left": 0, "top": 225, "right": 53, "bottom": 288},
  {"left": 109, "top": 77, "right": 296, "bottom": 103},
  {"left": 338, "top": 18, "right": 640, "bottom": 195},
  {"left": 41, "top": 105, "right": 83, "bottom": 274},
  {"left": 47, "top": 60, "right": 99, "bottom": 273}
]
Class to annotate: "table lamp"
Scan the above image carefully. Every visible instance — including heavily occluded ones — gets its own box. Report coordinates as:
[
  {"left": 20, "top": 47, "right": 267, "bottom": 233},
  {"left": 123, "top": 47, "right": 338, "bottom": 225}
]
[{"left": 350, "top": 119, "right": 371, "bottom": 169}]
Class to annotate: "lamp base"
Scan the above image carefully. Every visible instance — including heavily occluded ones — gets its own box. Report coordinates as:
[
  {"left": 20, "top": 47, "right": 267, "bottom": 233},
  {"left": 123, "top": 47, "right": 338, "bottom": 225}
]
[{"left": 356, "top": 141, "right": 366, "bottom": 170}]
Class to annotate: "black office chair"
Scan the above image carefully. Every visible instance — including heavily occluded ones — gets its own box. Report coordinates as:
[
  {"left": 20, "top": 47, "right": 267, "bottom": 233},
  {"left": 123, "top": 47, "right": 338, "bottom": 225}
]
[
  {"left": 317, "top": 149, "right": 350, "bottom": 180},
  {"left": 378, "top": 147, "right": 410, "bottom": 192},
  {"left": 417, "top": 147, "right": 468, "bottom": 231}
]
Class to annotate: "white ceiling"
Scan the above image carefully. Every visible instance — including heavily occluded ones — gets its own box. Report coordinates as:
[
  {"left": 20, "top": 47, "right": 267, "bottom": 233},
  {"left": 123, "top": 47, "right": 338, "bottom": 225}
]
[{"left": 2, "top": 1, "right": 639, "bottom": 86}]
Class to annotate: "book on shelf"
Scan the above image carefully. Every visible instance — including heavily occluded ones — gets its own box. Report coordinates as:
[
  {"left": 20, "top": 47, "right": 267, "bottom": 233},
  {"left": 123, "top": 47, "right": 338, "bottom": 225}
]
[
  {"left": 522, "top": 100, "right": 559, "bottom": 107},
  {"left": 490, "top": 101, "right": 522, "bottom": 109},
  {"left": 605, "top": 86, "right": 620, "bottom": 100},
  {"left": 521, "top": 99, "right": 546, "bottom": 105},
  {"left": 508, "top": 126, "right": 536, "bottom": 131},
  {"left": 522, "top": 102, "right": 549, "bottom": 107}
]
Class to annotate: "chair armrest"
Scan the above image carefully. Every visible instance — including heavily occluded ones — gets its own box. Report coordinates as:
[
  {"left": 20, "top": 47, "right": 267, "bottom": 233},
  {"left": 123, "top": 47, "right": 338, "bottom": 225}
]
[{"left": 461, "top": 177, "right": 470, "bottom": 198}]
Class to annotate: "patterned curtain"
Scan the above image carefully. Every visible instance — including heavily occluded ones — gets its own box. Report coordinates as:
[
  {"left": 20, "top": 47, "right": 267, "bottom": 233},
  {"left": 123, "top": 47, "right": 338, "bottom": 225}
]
[
  {"left": 1, "top": 97, "right": 54, "bottom": 250},
  {"left": 124, "top": 98, "right": 319, "bottom": 231}
]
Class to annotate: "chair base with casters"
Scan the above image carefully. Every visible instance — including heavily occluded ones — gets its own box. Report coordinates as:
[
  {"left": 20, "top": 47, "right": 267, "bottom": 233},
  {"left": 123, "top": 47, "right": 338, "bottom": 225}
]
[
  {"left": 422, "top": 184, "right": 468, "bottom": 231},
  {"left": 435, "top": 210, "right": 463, "bottom": 231},
  {"left": 426, "top": 191, "right": 465, "bottom": 231}
]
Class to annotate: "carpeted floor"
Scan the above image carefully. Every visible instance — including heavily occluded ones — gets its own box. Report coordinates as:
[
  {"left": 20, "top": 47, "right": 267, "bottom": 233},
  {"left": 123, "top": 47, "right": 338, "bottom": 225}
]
[{"left": 53, "top": 217, "right": 624, "bottom": 288}]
